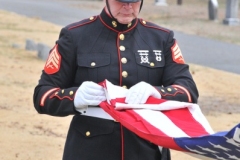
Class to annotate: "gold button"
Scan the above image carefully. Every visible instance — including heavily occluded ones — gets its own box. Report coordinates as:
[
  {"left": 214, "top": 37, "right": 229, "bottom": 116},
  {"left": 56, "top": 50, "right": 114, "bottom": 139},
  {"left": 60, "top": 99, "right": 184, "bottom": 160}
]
[
  {"left": 91, "top": 62, "right": 96, "bottom": 67},
  {"left": 161, "top": 89, "right": 165, "bottom": 92},
  {"left": 121, "top": 57, "right": 127, "bottom": 64},
  {"left": 61, "top": 90, "right": 64, "bottom": 94},
  {"left": 122, "top": 85, "right": 127, "bottom": 89},
  {"left": 142, "top": 20, "right": 146, "bottom": 24},
  {"left": 89, "top": 16, "right": 94, "bottom": 20},
  {"left": 150, "top": 62, "right": 155, "bottom": 67},
  {"left": 69, "top": 91, "right": 74, "bottom": 95},
  {"left": 119, "top": 34, "right": 125, "bottom": 40},
  {"left": 127, "top": 22, "right": 132, "bottom": 28},
  {"left": 112, "top": 21, "right": 117, "bottom": 27},
  {"left": 86, "top": 131, "right": 90, "bottom": 136},
  {"left": 167, "top": 88, "right": 172, "bottom": 92},
  {"left": 122, "top": 71, "right": 128, "bottom": 78},
  {"left": 119, "top": 46, "right": 125, "bottom": 51}
]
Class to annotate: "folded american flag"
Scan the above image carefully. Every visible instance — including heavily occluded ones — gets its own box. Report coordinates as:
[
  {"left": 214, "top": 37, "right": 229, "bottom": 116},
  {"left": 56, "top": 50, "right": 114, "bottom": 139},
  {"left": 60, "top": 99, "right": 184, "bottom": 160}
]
[{"left": 99, "top": 80, "right": 240, "bottom": 160}]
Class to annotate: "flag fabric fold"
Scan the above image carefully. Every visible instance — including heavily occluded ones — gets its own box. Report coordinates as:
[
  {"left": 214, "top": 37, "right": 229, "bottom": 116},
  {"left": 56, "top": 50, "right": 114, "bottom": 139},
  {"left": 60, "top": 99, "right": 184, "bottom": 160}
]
[{"left": 99, "top": 80, "right": 240, "bottom": 159}]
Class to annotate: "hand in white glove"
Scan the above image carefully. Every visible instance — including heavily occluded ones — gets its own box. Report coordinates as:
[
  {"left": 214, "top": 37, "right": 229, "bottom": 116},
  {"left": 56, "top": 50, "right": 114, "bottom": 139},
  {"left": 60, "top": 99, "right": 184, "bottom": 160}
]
[
  {"left": 125, "top": 81, "right": 161, "bottom": 104},
  {"left": 74, "top": 81, "right": 106, "bottom": 111}
]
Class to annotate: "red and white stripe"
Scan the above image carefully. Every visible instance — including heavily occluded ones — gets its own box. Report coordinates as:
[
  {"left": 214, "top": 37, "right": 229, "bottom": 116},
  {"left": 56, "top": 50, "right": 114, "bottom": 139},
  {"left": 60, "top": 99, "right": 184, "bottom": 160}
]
[{"left": 99, "top": 80, "right": 214, "bottom": 151}]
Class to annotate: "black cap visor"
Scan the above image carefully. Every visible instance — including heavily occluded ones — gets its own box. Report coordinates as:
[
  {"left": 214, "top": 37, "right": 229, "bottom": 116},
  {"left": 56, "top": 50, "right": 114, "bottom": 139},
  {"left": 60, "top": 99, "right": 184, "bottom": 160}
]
[{"left": 116, "top": 0, "right": 141, "bottom": 3}]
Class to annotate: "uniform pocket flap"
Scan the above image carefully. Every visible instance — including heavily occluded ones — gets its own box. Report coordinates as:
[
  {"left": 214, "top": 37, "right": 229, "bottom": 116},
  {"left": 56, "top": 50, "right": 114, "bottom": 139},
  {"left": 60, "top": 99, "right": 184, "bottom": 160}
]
[
  {"left": 77, "top": 53, "right": 110, "bottom": 68},
  {"left": 73, "top": 115, "right": 115, "bottom": 138}
]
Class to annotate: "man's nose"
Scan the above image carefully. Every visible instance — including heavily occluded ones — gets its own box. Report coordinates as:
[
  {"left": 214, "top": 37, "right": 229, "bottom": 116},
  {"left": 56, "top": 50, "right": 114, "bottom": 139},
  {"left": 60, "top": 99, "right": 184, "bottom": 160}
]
[{"left": 123, "top": 3, "right": 132, "bottom": 9}]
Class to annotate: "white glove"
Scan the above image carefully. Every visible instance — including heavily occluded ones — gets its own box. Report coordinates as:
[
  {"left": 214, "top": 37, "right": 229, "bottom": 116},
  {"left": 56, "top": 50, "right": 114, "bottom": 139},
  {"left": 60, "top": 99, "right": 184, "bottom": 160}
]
[
  {"left": 125, "top": 81, "right": 161, "bottom": 104},
  {"left": 74, "top": 81, "right": 106, "bottom": 112}
]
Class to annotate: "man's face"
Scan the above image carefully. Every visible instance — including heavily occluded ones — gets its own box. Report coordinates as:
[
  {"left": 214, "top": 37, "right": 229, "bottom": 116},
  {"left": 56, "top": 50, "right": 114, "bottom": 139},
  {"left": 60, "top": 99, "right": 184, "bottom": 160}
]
[{"left": 105, "top": 0, "right": 141, "bottom": 24}]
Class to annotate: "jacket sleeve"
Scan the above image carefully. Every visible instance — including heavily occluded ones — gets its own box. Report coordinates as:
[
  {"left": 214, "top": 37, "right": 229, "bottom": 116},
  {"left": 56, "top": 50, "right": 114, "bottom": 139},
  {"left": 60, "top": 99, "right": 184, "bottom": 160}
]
[
  {"left": 33, "top": 27, "right": 79, "bottom": 116},
  {"left": 155, "top": 31, "right": 199, "bottom": 103}
]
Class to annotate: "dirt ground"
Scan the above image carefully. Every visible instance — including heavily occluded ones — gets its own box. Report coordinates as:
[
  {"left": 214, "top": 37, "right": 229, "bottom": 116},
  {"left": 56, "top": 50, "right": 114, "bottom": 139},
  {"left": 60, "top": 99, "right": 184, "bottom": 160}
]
[{"left": 0, "top": 1, "right": 240, "bottom": 159}]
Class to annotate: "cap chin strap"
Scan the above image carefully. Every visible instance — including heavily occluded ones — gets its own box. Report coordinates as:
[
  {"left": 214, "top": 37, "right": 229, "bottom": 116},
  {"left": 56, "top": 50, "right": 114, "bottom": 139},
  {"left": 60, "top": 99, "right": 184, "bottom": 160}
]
[
  {"left": 106, "top": 0, "right": 117, "bottom": 21},
  {"left": 139, "top": 0, "right": 143, "bottom": 12},
  {"left": 106, "top": 0, "right": 143, "bottom": 21}
]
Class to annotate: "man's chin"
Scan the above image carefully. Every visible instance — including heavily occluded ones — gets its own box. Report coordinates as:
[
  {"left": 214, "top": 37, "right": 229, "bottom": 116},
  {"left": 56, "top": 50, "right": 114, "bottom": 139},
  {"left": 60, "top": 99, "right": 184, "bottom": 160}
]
[{"left": 117, "top": 18, "right": 134, "bottom": 24}]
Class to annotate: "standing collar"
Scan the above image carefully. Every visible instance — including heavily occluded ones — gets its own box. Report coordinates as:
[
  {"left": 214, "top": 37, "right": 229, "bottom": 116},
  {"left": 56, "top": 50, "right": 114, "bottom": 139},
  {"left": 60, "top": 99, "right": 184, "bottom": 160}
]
[{"left": 99, "top": 9, "right": 138, "bottom": 32}]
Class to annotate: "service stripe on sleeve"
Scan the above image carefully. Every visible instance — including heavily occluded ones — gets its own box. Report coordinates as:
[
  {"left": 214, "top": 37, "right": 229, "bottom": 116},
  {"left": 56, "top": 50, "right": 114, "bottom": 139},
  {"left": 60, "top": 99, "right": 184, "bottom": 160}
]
[
  {"left": 172, "top": 85, "right": 192, "bottom": 102},
  {"left": 40, "top": 88, "right": 59, "bottom": 106}
]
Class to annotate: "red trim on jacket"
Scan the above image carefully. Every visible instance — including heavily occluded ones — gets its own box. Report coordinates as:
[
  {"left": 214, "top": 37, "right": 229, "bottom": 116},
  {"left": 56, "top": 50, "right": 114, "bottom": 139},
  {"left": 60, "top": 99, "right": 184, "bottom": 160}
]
[
  {"left": 160, "top": 89, "right": 184, "bottom": 97},
  {"left": 117, "top": 33, "right": 123, "bottom": 86},
  {"left": 68, "top": 16, "right": 97, "bottom": 30},
  {"left": 49, "top": 93, "right": 75, "bottom": 101},
  {"left": 40, "top": 88, "right": 60, "bottom": 106},
  {"left": 99, "top": 16, "right": 138, "bottom": 33},
  {"left": 172, "top": 85, "right": 192, "bottom": 102},
  {"left": 139, "top": 19, "right": 170, "bottom": 33}
]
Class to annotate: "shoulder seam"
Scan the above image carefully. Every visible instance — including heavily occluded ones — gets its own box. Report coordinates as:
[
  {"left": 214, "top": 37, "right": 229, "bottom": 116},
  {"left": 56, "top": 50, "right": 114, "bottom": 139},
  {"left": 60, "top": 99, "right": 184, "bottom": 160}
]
[
  {"left": 68, "top": 16, "right": 98, "bottom": 30},
  {"left": 139, "top": 19, "right": 170, "bottom": 33}
]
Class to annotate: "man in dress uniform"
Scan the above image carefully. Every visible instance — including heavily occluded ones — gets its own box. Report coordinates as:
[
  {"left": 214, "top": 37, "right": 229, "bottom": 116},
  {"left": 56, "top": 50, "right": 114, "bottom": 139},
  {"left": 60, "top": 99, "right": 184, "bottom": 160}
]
[{"left": 33, "top": 0, "right": 199, "bottom": 159}]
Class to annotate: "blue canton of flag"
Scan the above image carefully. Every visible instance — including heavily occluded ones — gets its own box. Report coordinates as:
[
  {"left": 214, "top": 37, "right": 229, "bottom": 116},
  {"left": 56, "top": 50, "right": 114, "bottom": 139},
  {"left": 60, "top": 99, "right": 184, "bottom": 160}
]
[{"left": 175, "top": 124, "right": 240, "bottom": 160}]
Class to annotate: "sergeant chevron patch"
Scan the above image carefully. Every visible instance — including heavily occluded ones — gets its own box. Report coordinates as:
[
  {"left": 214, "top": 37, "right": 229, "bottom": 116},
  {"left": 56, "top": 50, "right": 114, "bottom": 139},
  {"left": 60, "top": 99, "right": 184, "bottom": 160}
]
[
  {"left": 171, "top": 41, "right": 185, "bottom": 64},
  {"left": 44, "top": 44, "right": 61, "bottom": 74}
]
